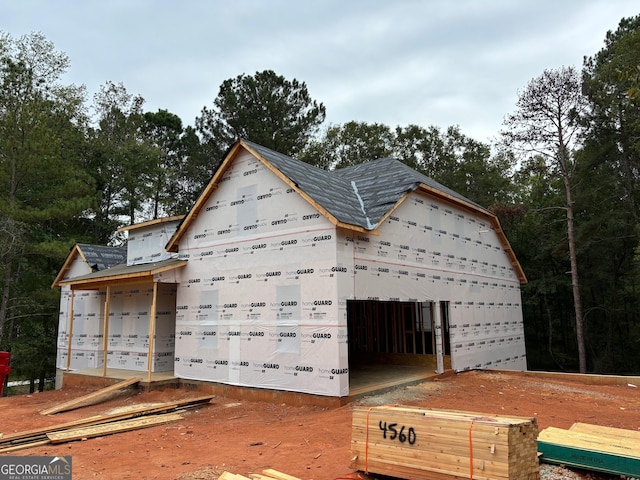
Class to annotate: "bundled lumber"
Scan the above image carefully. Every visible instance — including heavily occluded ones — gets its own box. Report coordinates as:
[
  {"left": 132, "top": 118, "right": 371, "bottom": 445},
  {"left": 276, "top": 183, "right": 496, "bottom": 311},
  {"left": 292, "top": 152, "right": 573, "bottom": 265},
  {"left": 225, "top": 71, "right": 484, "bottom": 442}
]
[
  {"left": 40, "top": 377, "right": 141, "bottom": 415},
  {"left": 350, "top": 406, "right": 539, "bottom": 480},
  {"left": 569, "top": 421, "right": 640, "bottom": 441},
  {"left": 538, "top": 423, "right": 640, "bottom": 477}
]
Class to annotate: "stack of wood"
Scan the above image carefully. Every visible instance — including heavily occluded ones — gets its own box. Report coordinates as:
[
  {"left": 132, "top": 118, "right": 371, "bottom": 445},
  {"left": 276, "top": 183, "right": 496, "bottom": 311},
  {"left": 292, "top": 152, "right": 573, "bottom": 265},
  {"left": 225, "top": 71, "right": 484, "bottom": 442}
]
[
  {"left": 351, "top": 406, "right": 539, "bottom": 480},
  {"left": 538, "top": 422, "right": 640, "bottom": 477},
  {"left": 0, "top": 395, "right": 214, "bottom": 453}
]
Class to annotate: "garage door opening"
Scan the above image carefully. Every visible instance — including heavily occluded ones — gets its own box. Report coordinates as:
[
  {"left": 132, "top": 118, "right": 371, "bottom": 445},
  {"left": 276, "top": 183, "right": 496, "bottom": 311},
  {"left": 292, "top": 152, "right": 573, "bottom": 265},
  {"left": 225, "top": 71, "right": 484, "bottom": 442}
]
[{"left": 347, "top": 299, "right": 451, "bottom": 369}]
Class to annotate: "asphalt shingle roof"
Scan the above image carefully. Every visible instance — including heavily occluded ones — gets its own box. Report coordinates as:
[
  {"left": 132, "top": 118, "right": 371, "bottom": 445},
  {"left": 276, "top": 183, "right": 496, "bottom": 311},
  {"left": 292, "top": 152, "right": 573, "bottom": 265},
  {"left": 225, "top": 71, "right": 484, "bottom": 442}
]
[
  {"left": 76, "top": 244, "right": 126, "bottom": 271},
  {"left": 244, "top": 140, "right": 488, "bottom": 230}
]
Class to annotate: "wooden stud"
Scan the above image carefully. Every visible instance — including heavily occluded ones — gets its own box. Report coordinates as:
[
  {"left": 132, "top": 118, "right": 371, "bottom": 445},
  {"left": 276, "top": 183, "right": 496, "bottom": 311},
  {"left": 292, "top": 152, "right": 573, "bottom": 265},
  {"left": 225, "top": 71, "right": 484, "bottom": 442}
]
[
  {"left": 147, "top": 282, "right": 158, "bottom": 382},
  {"left": 102, "top": 285, "right": 111, "bottom": 377},
  {"left": 65, "top": 291, "right": 75, "bottom": 372}
]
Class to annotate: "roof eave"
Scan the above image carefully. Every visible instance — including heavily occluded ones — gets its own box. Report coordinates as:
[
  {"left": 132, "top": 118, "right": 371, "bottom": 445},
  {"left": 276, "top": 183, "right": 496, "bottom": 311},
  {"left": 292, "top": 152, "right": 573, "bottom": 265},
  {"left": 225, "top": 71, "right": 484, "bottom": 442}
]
[
  {"left": 166, "top": 142, "right": 246, "bottom": 252},
  {"left": 58, "top": 259, "right": 188, "bottom": 290},
  {"left": 52, "top": 244, "right": 84, "bottom": 289},
  {"left": 118, "top": 215, "right": 185, "bottom": 233},
  {"left": 415, "top": 184, "right": 527, "bottom": 284}
]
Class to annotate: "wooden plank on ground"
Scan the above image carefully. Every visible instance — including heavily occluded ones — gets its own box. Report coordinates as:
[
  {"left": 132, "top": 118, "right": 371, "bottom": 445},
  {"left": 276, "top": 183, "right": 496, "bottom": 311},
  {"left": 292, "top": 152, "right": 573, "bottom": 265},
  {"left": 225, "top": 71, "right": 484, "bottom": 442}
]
[
  {"left": 0, "top": 439, "right": 51, "bottom": 454},
  {"left": 218, "top": 472, "right": 252, "bottom": 480},
  {"left": 219, "top": 469, "right": 301, "bottom": 480},
  {"left": 40, "top": 377, "right": 141, "bottom": 415},
  {"left": 2, "top": 395, "right": 214, "bottom": 445},
  {"left": 538, "top": 426, "right": 640, "bottom": 477},
  {"left": 46, "top": 412, "right": 183, "bottom": 444},
  {"left": 259, "top": 470, "right": 302, "bottom": 480}
]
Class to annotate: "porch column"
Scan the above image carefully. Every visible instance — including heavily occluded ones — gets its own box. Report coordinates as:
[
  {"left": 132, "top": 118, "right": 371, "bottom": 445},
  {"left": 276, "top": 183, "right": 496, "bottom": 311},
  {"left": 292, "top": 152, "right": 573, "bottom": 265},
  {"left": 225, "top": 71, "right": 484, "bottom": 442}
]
[
  {"left": 147, "top": 282, "right": 158, "bottom": 382},
  {"left": 65, "top": 290, "right": 75, "bottom": 371},
  {"left": 433, "top": 300, "right": 444, "bottom": 374},
  {"left": 102, "top": 286, "right": 111, "bottom": 377}
]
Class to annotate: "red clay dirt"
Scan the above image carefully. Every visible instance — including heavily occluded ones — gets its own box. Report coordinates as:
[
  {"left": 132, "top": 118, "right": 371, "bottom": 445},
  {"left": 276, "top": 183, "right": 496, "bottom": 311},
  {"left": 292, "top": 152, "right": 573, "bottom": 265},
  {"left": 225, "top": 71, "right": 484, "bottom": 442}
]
[{"left": 1, "top": 370, "right": 639, "bottom": 480}]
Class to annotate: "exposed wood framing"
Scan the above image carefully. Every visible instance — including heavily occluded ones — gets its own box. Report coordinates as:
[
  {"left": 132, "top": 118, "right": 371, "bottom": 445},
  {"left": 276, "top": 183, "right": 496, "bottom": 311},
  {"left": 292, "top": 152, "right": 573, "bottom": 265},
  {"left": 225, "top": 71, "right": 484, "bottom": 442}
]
[
  {"left": 65, "top": 291, "right": 75, "bottom": 372},
  {"left": 102, "top": 285, "right": 110, "bottom": 377},
  {"left": 147, "top": 282, "right": 159, "bottom": 382}
]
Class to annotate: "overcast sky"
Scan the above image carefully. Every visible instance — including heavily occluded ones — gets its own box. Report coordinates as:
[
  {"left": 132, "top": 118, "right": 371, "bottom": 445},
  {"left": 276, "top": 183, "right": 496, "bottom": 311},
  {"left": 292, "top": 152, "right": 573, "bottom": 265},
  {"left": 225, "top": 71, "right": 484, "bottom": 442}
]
[{"left": 2, "top": 1, "right": 639, "bottom": 143}]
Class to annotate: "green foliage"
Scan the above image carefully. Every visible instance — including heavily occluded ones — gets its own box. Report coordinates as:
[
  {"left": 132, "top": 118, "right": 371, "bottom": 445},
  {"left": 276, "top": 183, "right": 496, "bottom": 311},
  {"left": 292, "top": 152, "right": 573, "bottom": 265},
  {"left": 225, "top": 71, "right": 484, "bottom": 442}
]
[
  {"left": 396, "top": 125, "right": 517, "bottom": 208},
  {"left": 300, "top": 121, "right": 394, "bottom": 169},
  {"left": 6, "top": 17, "right": 640, "bottom": 387},
  {"left": 142, "top": 109, "right": 210, "bottom": 217},
  {"left": 302, "top": 122, "right": 516, "bottom": 209},
  {"left": 501, "top": 66, "right": 589, "bottom": 372},
  {"left": 196, "top": 70, "right": 326, "bottom": 159},
  {"left": 0, "top": 32, "right": 93, "bottom": 387},
  {"left": 87, "top": 81, "right": 158, "bottom": 231},
  {"left": 574, "top": 15, "right": 640, "bottom": 373}
]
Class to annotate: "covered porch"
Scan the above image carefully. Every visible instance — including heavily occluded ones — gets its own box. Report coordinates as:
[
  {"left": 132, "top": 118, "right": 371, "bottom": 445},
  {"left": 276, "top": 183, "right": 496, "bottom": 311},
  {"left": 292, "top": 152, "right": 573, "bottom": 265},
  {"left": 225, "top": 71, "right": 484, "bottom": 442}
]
[{"left": 57, "top": 258, "right": 186, "bottom": 383}]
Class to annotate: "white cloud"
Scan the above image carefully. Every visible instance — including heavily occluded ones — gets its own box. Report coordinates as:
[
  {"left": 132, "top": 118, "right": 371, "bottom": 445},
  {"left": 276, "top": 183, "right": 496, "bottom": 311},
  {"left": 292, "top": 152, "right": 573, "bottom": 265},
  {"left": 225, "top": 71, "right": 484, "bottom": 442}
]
[{"left": 1, "top": 0, "right": 638, "bottom": 143}]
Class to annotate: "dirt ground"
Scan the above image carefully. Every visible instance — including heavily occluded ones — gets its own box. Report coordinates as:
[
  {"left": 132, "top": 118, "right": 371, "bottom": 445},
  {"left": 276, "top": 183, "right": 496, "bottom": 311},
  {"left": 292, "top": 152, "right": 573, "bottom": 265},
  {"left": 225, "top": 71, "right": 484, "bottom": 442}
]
[{"left": 1, "top": 370, "right": 639, "bottom": 480}]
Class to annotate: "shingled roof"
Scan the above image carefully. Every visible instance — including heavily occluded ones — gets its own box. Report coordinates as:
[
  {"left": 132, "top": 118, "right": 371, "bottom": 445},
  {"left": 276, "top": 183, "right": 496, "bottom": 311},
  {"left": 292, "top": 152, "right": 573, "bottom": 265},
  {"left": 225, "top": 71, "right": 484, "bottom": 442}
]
[
  {"left": 76, "top": 243, "right": 127, "bottom": 271},
  {"left": 242, "top": 140, "right": 489, "bottom": 230},
  {"left": 51, "top": 243, "right": 127, "bottom": 288},
  {"left": 166, "top": 140, "right": 526, "bottom": 285}
]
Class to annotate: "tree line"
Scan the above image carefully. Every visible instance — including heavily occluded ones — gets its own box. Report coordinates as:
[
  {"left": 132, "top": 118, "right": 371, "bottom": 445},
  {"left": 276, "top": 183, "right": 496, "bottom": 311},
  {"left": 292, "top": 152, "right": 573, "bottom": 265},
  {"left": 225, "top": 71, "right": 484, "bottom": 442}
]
[{"left": 1, "top": 14, "right": 640, "bottom": 391}]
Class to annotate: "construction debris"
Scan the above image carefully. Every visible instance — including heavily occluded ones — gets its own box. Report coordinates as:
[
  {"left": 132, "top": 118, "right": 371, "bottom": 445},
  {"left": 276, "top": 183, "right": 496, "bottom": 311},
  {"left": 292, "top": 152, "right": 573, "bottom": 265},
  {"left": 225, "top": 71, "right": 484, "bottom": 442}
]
[
  {"left": 40, "top": 377, "right": 141, "bottom": 415},
  {"left": 216, "top": 469, "right": 301, "bottom": 480},
  {"left": 350, "top": 406, "right": 540, "bottom": 480},
  {"left": 0, "top": 395, "right": 213, "bottom": 453},
  {"left": 538, "top": 422, "right": 640, "bottom": 477},
  {"left": 47, "top": 411, "right": 184, "bottom": 444}
]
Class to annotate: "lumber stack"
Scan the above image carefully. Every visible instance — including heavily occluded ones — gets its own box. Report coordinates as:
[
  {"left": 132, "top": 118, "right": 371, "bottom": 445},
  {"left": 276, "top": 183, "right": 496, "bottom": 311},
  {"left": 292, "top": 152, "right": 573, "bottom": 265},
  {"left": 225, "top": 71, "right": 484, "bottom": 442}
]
[
  {"left": 0, "top": 395, "right": 214, "bottom": 453},
  {"left": 538, "top": 422, "right": 640, "bottom": 477},
  {"left": 350, "top": 406, "right": 539, "bottom": 480}
]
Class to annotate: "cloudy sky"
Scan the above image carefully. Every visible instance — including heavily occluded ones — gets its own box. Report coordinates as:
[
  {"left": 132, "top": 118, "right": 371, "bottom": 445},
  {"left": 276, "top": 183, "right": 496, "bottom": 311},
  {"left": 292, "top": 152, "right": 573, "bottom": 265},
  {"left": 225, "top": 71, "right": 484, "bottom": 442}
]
[{"left": 2, "top": 1, "right": 639, "bottom": 143}]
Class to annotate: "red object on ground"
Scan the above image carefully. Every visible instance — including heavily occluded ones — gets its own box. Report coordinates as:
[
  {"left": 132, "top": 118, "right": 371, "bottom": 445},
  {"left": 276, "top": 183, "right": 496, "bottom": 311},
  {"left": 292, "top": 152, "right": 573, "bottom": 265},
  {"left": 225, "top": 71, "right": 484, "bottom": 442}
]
[{"left": 0, "top": 351, "right": 11, "bottom": 396}]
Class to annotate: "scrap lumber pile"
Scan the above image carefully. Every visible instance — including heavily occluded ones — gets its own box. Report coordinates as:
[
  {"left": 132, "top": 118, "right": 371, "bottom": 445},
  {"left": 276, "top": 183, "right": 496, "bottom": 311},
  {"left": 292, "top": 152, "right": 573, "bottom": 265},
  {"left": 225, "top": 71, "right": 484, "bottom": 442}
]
[
  {"left": 217, "top": 469, "right": 301, "bottom": 479},
  {"left": 0, "top": 395, "right": 214, "bottom": 453},
  {"left": 538, "top": 422, "right": 640, "bottom": 477},
  {"left": 351, "top": 405, "right": 540, "bottom": 480}
]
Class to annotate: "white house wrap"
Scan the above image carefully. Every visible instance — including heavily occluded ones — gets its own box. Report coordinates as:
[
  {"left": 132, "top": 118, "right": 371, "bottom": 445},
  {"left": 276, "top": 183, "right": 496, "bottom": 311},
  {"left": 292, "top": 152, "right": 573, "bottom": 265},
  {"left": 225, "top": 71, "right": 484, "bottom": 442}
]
[{"left": 54, "top": 139, "right": 527, "bottom": 398}]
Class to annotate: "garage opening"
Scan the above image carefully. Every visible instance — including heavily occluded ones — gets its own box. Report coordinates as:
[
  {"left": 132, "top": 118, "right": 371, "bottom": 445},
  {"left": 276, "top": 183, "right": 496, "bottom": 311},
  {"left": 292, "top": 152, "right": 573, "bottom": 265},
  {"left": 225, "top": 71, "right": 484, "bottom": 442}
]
[{"left": 347, "top": 299, "right": 451, "bottom": 369}]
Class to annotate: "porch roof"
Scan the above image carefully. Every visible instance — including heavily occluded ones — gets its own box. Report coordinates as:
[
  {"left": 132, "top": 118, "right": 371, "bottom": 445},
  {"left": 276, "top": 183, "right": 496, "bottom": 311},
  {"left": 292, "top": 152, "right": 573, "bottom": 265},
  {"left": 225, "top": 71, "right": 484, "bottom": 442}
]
[{"left": 57, "top": 257, "right": 187, "bottom": 290}]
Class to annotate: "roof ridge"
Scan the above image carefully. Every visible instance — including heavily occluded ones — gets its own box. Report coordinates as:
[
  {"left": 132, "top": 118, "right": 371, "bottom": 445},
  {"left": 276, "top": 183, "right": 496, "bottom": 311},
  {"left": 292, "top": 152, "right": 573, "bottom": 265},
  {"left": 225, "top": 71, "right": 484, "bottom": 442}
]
[{"left": 243, "top": 139, "right": 488, "bottom": 230}]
